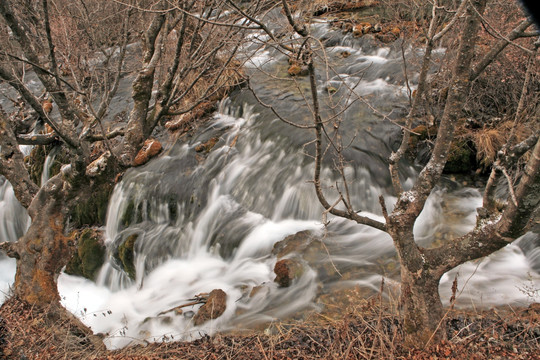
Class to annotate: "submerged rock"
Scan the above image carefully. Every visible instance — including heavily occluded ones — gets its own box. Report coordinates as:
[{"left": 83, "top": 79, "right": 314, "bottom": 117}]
[{"left": 193, "top": 289, "right": 227, "bottom": 325}]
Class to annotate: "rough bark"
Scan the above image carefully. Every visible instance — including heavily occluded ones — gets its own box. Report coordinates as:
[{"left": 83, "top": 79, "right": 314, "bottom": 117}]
[
  {"left": 10, "top": 175, "right": 72, "bottom": 305},
  {"left": 387, "top": 0, "right": 488, "bottom": 346},
  {"left": 0, "top": 112, "right": 39, "bottom": 208}
]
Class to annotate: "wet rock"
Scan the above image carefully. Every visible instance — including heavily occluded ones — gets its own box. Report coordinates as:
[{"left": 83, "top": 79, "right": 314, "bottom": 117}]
[
  {"left": 342, "top": 23, "right": 353, "bottom": 34},
  {"left": 249, "top": 284, "right": 270, "bottom": 298},
  {"left": 133, "top": 139, "right": 162, "bottom": 166},
  {"left": 376, "top": 33, "right": 397, "bottom": 44},
  {"left": 195, "top": 136, "right": 219, "bottom": 153},
  {"left": 65, "top": 229, "right": 106, "bottom": 280},
  {"left": 390, "top": 27, "right": 401, "bottom": 37},
  {"left": 193, "top": 289, "right": 227, "bottom": 325},
  {"left": 114, "top": 233, "right": 138, "bottom": 280},
  {"left": 352, "top": 25, "right": 363, "bottom": 37},
  {"left": 287, "top": 64, "right": 309, "bottom": 77},
  {"left": 272, "top": 230, "right": 314, "bottom": 258},
  {"left": 42, "top": 99, "right": 53, "bottom": 114},
  {"left": 274, "top": 259, "right": 304, "bottom": 287},
  {"left": 165, "top": 101, "right": 217, "bottom": 133},
  {"left": 71, "top": 180, "right": 114, "bottom": 227}
]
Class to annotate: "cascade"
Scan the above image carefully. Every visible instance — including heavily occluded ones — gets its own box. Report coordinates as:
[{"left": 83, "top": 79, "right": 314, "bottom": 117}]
[{"left": 0, "top": 19, "right": 537, "bottom": 350}]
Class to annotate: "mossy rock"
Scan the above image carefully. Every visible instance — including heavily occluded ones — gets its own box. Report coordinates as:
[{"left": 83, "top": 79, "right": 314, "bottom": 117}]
[
  {"left": 114, "top": 233, "right": 138, "bottom": 280},
  {"left": 444, "top": 140, "right": 474, "bottom": 174},
  {"left": 65, "top": 229, "right": 106, "bottom": 280},
  {"left": 71, "top": 181, "right": 114, "bottom": 227}
]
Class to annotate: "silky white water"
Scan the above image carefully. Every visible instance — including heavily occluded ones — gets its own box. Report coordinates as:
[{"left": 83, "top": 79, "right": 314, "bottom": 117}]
[{"left": 0, "top": 19, "right": 538, "bottom": 350}]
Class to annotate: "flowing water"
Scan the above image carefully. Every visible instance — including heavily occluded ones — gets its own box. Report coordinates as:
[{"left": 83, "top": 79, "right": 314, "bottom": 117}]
[{"left": 1, "top": 19, "right": 539, "bottom": 349}]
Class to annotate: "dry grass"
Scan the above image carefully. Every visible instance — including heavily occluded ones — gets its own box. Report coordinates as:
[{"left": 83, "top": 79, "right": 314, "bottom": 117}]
[{"left": 2, "top": 293, "right": 539, "bottom": 360}]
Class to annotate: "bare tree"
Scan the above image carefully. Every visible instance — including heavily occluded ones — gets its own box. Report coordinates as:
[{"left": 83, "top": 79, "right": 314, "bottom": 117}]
[
  {"left": 0, "top": 0, "right": 249, "bottom": 345},
  {"left": 237, "top": 0, "right": 539, "bottom": 347}
]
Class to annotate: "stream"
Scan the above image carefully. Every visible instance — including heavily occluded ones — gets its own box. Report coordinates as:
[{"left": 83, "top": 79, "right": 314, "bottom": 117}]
[{"left": 0, "top": 18, "right": 539, "bottom": 349}]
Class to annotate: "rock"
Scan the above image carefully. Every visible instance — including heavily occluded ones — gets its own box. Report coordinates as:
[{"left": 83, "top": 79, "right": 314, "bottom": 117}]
[
  {"left": 390, "top": 26, "right": 401, "bottom": 37},
  {"left": 165, "top": 102, "right": 216, "bottom": 133},
  {"left": 274, "top": 259, "right": 304, "bottom": 287},
  {"left": 86, "top": 151, "right": 111, "bottom": 177},
  {"left": 114, "top": 233, "right": 138, "bottom": 280},
  {"left": 376, "top": 33, "right": 397, "bottom": 44},
  {"left": 372, "top": 24, "right": 382, "bottom": 33},
  {"left": 272, "top": 230, "right": 340, "bottom": 281},
  {"left": 342, "top": 23, "right": 353, "bottom": 34},
  {"left": 133, "top": 139, "right": 162, "bottom": 166},
  {"left": 195, "top": 136, "right": 219, "bottom": 153},
  {"left": 444, "top": 140, "right": 474, "bottom": 174},
  {"left": 272, "top": 230, "right": 314, "bottom": 258},
  {"left": 353, "top": 22, "right": 372, "bottom": 37},
  {"left": 352, "top": 25, "right": 363, "bottom": 37},
  {"left": 287, "top": 64, "right": 308, "bottom": 77},
  {"left": 193, "top": 289, "right": 227, "bottom": 325},
  {"left": 327, "top": 86, "right": 338, "bottom": 94},
  {"left": 249, "top": 284, "right": 270, "bottom": 298},
  {"left": 65, "top": 229, "right": 106, "bottom": 280}
]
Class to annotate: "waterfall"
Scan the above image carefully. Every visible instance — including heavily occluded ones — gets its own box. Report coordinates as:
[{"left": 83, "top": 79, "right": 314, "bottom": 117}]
[{"left": 0, "top": 17, "right": 537, "bottom": 350}]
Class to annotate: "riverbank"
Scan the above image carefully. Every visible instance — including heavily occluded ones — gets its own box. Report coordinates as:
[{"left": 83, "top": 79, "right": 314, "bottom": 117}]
[{"left": 1, "top": 294, "right": 539, "bottom": 359}]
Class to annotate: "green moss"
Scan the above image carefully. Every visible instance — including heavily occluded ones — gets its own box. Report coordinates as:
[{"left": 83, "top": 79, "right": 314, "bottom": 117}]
[
  {"left": 71, "top": 181, "right": 114, "bottom": 227},
  {"left": 444, "top": 140, "right": 474, "bottom": 174},
  {"left": 27, "top": 146, "right": 47, "bottom": 186},
  {"left": 65, "top": 229, "right": 106, "bottom": 280},
  {"left": 121, "top": 199, "right": 136, "bottom": 227},
  {"left": 115, "top": 233, "right": 138, "bottom": 280}
]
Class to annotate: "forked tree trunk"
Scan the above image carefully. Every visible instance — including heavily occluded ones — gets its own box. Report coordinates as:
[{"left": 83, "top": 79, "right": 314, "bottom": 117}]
[{"left": 389, "top": 0, "right": 488, "bottom": 347}]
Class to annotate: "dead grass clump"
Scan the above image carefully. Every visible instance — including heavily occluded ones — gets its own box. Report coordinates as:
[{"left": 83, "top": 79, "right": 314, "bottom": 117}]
[
  {"left": 469, "top": 127, "right": 506, "bottom": 167},
  {"left": 466, "top": 120, "right": 531, "bottom": 169}
]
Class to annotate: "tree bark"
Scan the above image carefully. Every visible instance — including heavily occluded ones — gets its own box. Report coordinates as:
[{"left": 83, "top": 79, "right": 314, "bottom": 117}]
[
  {"left": 389, "top": 0, "right": 488, "bottom": 347},
  {"left": 11, "top": 175, "right": 73, "bottom": 305}
]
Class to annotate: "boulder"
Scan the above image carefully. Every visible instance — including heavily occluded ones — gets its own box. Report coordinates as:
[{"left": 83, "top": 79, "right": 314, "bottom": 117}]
[
  {"left": 133, "top": 139, "right": 162, "bottom": 166},
  {"left": 193, "top": 289, "right": 227, "bottom": 325},
  {"left": 274, "top": 259, "right": 304, "bottom": 287},
  {"left": 65, "top": 229, "right": 106, "bottom": 280},
  {"left": 272, "top": 230, "right": 314, "bottom": 258}
]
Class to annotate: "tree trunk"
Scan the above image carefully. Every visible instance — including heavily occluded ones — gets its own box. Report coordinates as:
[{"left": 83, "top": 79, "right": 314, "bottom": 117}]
[
  {"left": 12, "top": 176, "right": 73, "bottom": 306},
  {"left": 400, "top": 265, "right": 444, "bottom": 347}
]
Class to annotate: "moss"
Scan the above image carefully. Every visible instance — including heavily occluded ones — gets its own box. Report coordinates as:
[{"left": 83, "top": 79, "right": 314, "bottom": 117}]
[
  {"left": 121, "top": 199, "right": 136, "bottom": 227},
  {"left": 71, "top": 181, "right": 114, "bottom": 227},
  {"left": 115, "top": 234, "right": 138, "bottom": 280},
  {"left": 27, "top": 146, "right": 47, "bottom": 186},
  {"left": 65, "top": 229, "right": 106, "bottom": 280},
  {"left": 444, "top": 140, "right": 474, "bottom": 174}
]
